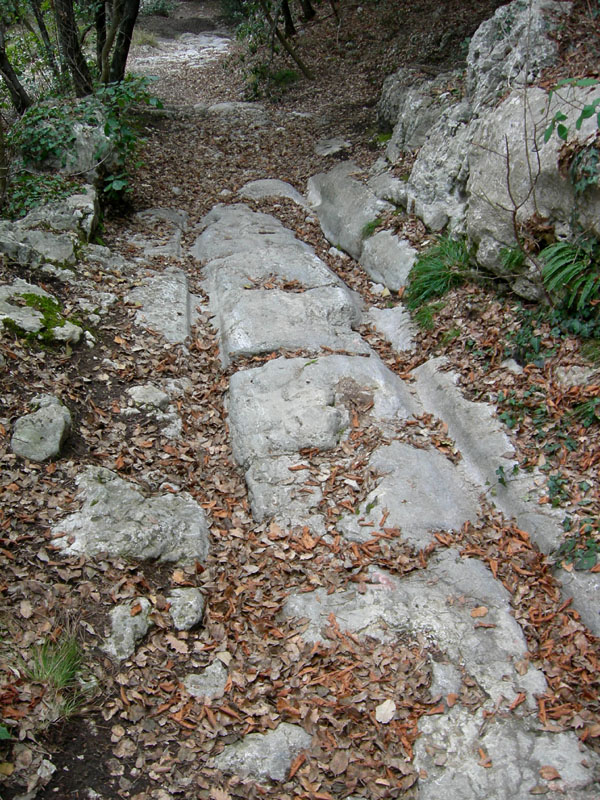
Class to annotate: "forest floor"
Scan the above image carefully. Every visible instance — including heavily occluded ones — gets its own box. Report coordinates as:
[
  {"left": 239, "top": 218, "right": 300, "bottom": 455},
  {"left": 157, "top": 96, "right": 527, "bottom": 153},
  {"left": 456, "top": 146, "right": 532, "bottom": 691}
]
[{"left": 1, "top": 0, "right": 600, "bottom": 798}]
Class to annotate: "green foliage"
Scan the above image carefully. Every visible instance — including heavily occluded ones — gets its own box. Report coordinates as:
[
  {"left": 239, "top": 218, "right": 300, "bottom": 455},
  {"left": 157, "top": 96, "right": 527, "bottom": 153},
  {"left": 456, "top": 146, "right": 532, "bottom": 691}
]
[
  {"left": 555, "top": 520, "right": 600, "bottom": 570},
  {"left": 568, "top": 397, "right": 600, "bottom": 428},
  {"left": 540, "top": 239, "right": 600, "bottom": 314},
  {"left": 27, "top": 635, "right": 82, "bottom": 690},
  {"left": 140, "top": 0, "right": 174, "bottom": 15},
  {"left": 10, "top": 104, "right": 78, "bottom": 167},
  {"left": 544, "top": 78, "right": 600, "bottom": 143},
  {"left": 500, "top": 246, "right": 526, "bottom": 273},
  {"left": 361, "top": 217, "right": 382, "bottom": 239},
  {"left": 569, "top": 145, "right": 600, "bottom": 196},
  {"left": 3, "top": 172, "right": 78, "bottom": 219},
  {"left": 413, "top": 301, "right": 445, "bottom": 330},
  {"left": 0, "top": 724, "right": 11, "bottom": 740},
  {"left": 405, "top": 237, "right": 471, "bottom": 309}
]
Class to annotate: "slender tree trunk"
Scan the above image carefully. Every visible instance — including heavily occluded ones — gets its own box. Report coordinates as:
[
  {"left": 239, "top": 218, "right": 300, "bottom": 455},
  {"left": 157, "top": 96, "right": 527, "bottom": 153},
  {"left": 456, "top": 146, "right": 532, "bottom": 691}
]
[
  {"left": 281, "top": 0, "right": 296, "bottom": 37},
  {"left": 29, "top": 0, "right": 61, "bottom": 80},
  {"left": 95, "top": 0, "right": 107, "bottom": 71},
  {"left": 0, "top": 25, "right": 32, "bottom": 114},
  {"left": 109, "top": 0, "right": 140, "bottom": 83},
  {"left": 54, "top": 0, "right": 94, "bottom": 96},
  {"left": 0, "top": 116, "right": 7, "bottom": 214},
  {"left": 259, "top": 0, "right": 313, "bottom": 79},
  {"left": 100, "top": 0, "right": 125, "bottom": 83}
]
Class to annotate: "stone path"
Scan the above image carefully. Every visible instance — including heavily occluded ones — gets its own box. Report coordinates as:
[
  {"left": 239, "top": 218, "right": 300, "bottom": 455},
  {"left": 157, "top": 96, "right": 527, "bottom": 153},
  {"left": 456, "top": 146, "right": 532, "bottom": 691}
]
[
  {"left": 89, "top": 186, "right": 597, "bottom": 795},
  {"left": 3, "top": 135, "right": 599, "bottom": 799}
]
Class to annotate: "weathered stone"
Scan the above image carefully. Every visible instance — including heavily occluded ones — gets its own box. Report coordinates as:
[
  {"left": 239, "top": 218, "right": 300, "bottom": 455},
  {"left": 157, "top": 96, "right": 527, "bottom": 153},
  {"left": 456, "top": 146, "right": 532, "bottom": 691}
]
[
  {"left": 415, "top": 706, "right": 598, "bottom": 800},
  {"left": 466, "top": 0, "right": 570, "bottom": 112},
  {"left": 359, "top": 230, "right": 417, "bottom": 292},
  {"left": 0, "top": 225, "right": 77, "bottom": 267},
  {"left": 413, "top": 357, "right": 563, "bottom": 552},
  {"left": 337, "top": 441, "right": 480, "bottom": 548},
  {"left": 467, "top": 86, "right": 600, "bottom": 293},
  {"left": 210, "top": 285, "right": 369, "bottom": 366},
  {"left": 307, "top": 162, "right": 393, "bottom": 259},
  {"left": 104, "top": 598, "right": 153, "bottom": 662},
  {"left": 167, "top": 588, "right": 205, "bottom": 631},
  {"left": 245, "top": 455, "right": 324, "bottom": 533},
  {"left": 127, "top": 267, "right": 193, "bottom": 343},
  {"left": 430, "top": 662, "right": 462, "bottom": 699},
  {"left": 0, "top": 280, "right": 52, "bottom": 333},
  {"left": 314, "top": 137, "right": 351, "bottom": 157},
  {"left": 555, "top": 569, "right": 600, "bottom": 638},
  {"left": 50, "top": 320, "right": 82, "bottom": 343},
  {"left": 554, "top": 365, "right": 599, "bottom": 388},
  {"left": 367, "top": 171, "right": 408, "bottom": 206},
  {"left": 11, "top": 395, "right": 71, "bottom": 462},
  {"left": 18, "top": 186, "right": 99, "bottom": 241},
  {"left": 377, "top": 67, "right": 463, "bottom": 159},
  {"left": 205, "top": 101, "right": 268, "bottom": 127},
  {"left": 227, "top": 355, "right": 417, "bottom": 469},
  {"left": 363, "top": 305, "right": 416, "bottom": 352},
  {"left": 53, "top": 467, "right": 210, "bottom": 563},
  {"left": 127, "top": 383, "right": 171, "bottom": 411},
  {"left": 238, "top": 179, "right": 308, "bottom": 208},
  {"left": 403, "top": 101, "right": 475, "bottom": 232},
  {"left": 184, "top": 661, "right": 228, "bottom": 700},
  {"left": 213, "top": 723, "right": 312, "bottom": 782},
  {"left": 284, "top": 552, "right": 547, "bottom": 707},
  {"left": 130, "top": 208, "right": 188, "bottom": 259}
]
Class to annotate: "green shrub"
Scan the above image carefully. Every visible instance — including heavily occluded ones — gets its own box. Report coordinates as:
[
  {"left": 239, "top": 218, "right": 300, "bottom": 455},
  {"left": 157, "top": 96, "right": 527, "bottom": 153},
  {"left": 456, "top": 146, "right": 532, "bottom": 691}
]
[
  {"left": 3, "top": 173, "right": 79, "bottom": 220},
  {"left": 140, "top": 0, "right": 174, "bottom": 16},
  {"left": 405, "top": 236, "right": 471, "bottom": 309},
  {"left": 540, "top": 239, "right": 600, "bottom": 314}
]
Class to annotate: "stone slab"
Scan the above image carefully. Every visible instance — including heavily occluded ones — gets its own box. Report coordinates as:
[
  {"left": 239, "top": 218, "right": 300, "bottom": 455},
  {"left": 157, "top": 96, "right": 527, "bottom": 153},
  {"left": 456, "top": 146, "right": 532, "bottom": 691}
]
[
  {"left": 245, "top": 455, "right": 324, "bottom": 533},
  {"left": 415, "top": 705, "right": 598, "bottom": 800},
  {"left": 213, "top": 723, "right": 312, "bottom": 782},
  {"left": 227, "top": 355, "right": 418, "bottom": 469},
  {"left": 104, "top": 598, "right": 153, "bottom": 662},
  {"left": 363, "top": 305, "right": 416, "bottom": 352},
  {"left": 359, "top": 230, "right": 417, "bottom": 292},
  {"left": 413, "top": 357, "right": 563, "bottom": 552},
  {"left": 131, "top": 207, "right": 188, "bottom": 259},
  {"left": 212, "top": 285, "right": 369, "bottom": 366},
  {"left": 53, "top": 467, "right": 210, "bottom": 563},
  {"left": 284, "top": 551, "right": 547, "bottom": 708},
  {"left": 338, "top": 441, "right": 480, "bottom": 548},
  {"left": 238, "top": 179, "right": 308, "bottom": 208},
  {"left": 128, "top": 267, "right": 191, "bottom": 343},
  {"left": 306, "top": 162, "right": 393, "bottom": 260}
]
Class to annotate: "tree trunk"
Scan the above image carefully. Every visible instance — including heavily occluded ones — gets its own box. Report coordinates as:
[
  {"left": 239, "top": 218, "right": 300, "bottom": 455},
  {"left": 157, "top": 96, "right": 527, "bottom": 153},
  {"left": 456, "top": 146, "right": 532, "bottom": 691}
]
[
  {"left": 95, "top": 0, "right": 107, "bottom": 72},
  {"left": 29, "top": 0, "right": 61, "bottom": 80},
  {"left": 281, "top": 0, "right": 296, "bottom": 37},
  {"left": 298, "top": 0, "right": 315, "bottom": 22},
  {"left": 0, "top": 25, "right": 32, "bottom": 114},
  {"left": 109, "top": 0, "right": 140, "bottom": 83},
  {"left": 54, "top": 0, "right": 94, "bottom": 96}
]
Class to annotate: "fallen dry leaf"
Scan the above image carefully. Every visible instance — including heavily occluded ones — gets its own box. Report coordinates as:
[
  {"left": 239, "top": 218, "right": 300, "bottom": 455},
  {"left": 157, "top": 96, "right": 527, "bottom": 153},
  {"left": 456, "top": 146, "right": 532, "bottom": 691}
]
[
  {"left": 471, "top": 606, "right": 488, "bottom": 618},
  {"left": 539, "top": 765, "right": 561, "bottom": 780},
  {"left": 375, "top": 698, "right": 396, "bottom": 723}
]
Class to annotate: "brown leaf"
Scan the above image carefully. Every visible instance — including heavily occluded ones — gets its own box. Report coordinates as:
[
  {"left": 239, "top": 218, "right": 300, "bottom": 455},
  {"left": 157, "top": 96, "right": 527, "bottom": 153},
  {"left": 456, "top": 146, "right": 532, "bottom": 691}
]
[
  {"left": 329, "top": 750, "right": 349, "bottom": 776},
  {"left": 165, "top": 634, "right": 189, "bottom": 654},
  {"left": 171, "top": 569, "right": 186, "bottom": 585},
  {"left": 471, "top": 606, "right": 488, "bottom": 618},
  {"left": 19, "top": 600, "right": 33, "bottom": 619},
  {"left": 130, "top": 603, "right": 142, "bottom": 617},
  {"left": 539, "top": 766, "right": 561, "bottom": 781}
]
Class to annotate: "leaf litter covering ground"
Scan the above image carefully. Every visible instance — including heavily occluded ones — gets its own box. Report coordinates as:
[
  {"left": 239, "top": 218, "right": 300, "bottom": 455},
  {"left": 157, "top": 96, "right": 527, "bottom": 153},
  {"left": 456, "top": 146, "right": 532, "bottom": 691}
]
[{"left": 1, "top": 0, "right": 600, "bottom": 797}]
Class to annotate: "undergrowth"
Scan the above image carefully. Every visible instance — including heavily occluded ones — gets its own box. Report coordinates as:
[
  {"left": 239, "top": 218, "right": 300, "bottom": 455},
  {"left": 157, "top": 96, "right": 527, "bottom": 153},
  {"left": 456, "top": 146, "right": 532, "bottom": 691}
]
[{"left": 405, "top": 236, "right": 471, "bottom": 309}]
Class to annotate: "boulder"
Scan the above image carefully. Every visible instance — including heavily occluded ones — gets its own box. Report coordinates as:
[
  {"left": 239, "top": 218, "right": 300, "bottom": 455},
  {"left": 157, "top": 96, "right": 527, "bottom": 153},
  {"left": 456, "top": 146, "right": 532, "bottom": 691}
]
[
  {"left": 184, "top": 661, "right": 228, "bottom": 700},
  {"left": 307, "top": 162, "right": 393, "bottom": 259},
  {"left": 11, "top": 395, "right": 71, "bottom": 462},
  {"left": 104, "top": 598, "right": 153, "bottom": 662},
  {"left": 238, "top": 179, "right": 308, "bottom": 208},
  {"left": 17, "top": 186, "right": 98, "bottom": 241},
  {"left": 167, "top": 588, "right": 205, "bottom": 631},
  {"left": 53, "top": 467, "right": 211, "bottom": 563},
  {"left": 467, "top": 85, "right": 600, "bottom": 295}
]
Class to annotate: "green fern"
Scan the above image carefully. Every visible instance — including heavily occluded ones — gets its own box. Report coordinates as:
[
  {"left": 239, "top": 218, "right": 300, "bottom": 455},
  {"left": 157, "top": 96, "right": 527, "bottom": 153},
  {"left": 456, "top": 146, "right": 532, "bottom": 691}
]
[
  {"left": 540, "top": 241, "right": 600, "bottom": 313},
  {"left": 405, "top": 237, "right": 471, "bottom": 309}
]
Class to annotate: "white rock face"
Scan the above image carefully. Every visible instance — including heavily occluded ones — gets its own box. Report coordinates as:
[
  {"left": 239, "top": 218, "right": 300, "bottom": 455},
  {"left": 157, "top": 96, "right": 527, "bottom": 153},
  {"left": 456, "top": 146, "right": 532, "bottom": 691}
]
[
  {"left": 213, "top": 723, "right": 312, "bottom": 782},
  {"left": 11, "top": 395, "right": 71, "bottom": 462},
  {"left": 53, "top": 467, "right": 211, "bottom": 563}
]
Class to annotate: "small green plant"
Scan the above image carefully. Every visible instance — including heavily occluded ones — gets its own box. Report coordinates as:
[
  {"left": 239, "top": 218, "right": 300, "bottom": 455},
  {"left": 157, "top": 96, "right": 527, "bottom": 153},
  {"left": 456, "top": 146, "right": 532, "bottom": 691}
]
[
  {"left": 555, "top": 525, "right": 600, "bottom": 571},
  {"left": 362, "top": 217, "right": 382, "bottom": 239},
  {"left": 27, "top": 635, "right": 82, "bottom": 689},
  {"left": 500, "top": 246, "right": 526, "bottom": 273},
  {"left": 544, "top": 77, "right": 600, "bottom": 143},
  {"left": 569, "top": 397, "right": 600, "bottom": 427},
  {"left": 496, "top": 463, "right": 519, "bottom": 486},
  {"left": 440, "top": 326, "right": 461, "bottom": 346},
  {"left": 540, "top": 240, "right": 600, "bottom": 314},
  {"left": 405, "top": 236, "right": 471, "bottom": 309},
  {"left": 547, "top": 471, "right": 570, "bottom": 506},
  {"left": 413, "top": 301, "right": 445, "bottom": 330}
]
